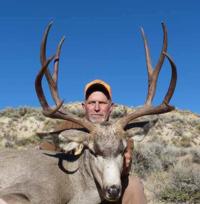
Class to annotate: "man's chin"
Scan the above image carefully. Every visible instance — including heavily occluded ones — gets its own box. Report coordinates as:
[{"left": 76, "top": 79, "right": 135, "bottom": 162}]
[{"left": 89, "top": 116, "right": 105, "bottom": 123}]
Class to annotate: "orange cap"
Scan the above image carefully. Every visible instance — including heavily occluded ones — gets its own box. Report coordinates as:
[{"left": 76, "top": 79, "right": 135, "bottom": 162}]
[{"left": 84, "top": 79, "right": 112, "bottom": 99}]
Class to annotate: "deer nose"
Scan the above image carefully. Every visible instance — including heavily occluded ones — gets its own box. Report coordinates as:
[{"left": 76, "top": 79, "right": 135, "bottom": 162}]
[{"left": 106, "top": 185, "right": 121, "bottom": 199}]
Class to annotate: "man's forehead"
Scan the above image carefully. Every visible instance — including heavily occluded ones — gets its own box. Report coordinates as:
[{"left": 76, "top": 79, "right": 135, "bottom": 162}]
[{"left": 86, "top": 91, "right": 111, "bottom": 101}]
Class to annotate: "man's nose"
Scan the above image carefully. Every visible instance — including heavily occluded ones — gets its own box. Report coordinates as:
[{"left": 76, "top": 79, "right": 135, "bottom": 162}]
[{"left": 94, "top": 102, "right": 100, "bottom": 111}]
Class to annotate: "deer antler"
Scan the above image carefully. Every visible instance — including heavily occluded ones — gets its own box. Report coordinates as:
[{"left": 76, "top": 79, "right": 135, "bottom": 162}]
[
  {"left": 117, "top": 23, "right": 177, "bottom": 129},
  {"left": 35, "top": 22, "right": 95, "bottom": 132}
]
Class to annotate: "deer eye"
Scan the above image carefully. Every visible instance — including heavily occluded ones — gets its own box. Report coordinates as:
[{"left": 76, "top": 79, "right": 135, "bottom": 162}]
[
  {"left": 89, "top": 149, "right": 97, "bottom": 157},
  {"left": 89, "top": 148, "right": 103, "bottom": 158},
  {"left": 96, "top": 150, "right": 104, "bottom": 157}
]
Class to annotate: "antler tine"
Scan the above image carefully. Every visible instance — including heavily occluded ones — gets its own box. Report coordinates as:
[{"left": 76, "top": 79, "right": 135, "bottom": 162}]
[
  {"left": 142, "top": 22, "right": 168, "bottom": 105},
  {"left": 116, "top": 23, "right": 177, "bottom": 129},
  {"left": 53, "top": 36, "right": 65, "bottom": 82},
  {"left": 48, "top": 36, "right": 65, "bottom": 107},
  {"left": 140, "top": 27, "right": 153, "bottom": 80},
  {"left": 40, "top": 21, "right": 64, "bottom": 106},
  {"left": 155, "top": 23, "right": 168, "bottom": 73},
  {"left": 35, "top": 55, "right": 64, "bottom": 116},
  {"left": 40, "top": 21, "right": 53, "bottom": 65},
  {"left": 162, "top": 52, "right": 177, "bottom": 105}
]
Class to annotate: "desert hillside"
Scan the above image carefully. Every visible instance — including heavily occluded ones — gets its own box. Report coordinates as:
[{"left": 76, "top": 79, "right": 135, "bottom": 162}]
[{"left": 0, "top": 103, "right": 200, "bottom": 204}]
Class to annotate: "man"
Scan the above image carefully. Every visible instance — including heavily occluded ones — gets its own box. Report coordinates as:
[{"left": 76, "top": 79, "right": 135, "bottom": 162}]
[{"left": 82, "top": 79, "right": 147, "bottom": 204}]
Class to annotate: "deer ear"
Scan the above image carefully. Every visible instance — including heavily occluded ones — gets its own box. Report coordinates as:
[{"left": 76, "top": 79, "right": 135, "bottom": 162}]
[
  {"left": 59, "top": 142, "right": 82, "bottom": 153},
  {"left": 58, "top": 129, "right": 90, "bottom": 154},
  {"left": 125, "top": 119, "right": 158, "bottom": 142}
]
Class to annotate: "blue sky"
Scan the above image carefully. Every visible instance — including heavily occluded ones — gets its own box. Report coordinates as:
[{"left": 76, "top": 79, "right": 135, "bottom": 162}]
[{"left": 0, "top": 0, "right": 199, "bottom": 114}]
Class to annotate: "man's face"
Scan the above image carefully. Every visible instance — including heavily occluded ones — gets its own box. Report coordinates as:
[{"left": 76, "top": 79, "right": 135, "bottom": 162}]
[{"left": 83, "top": 91, "right": 113, "bottom": 123}]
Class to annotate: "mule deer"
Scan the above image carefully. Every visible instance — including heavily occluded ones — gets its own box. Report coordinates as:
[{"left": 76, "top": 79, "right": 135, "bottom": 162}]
[{"left": 0, "top": 22, "right": 177, "bottom": 204}]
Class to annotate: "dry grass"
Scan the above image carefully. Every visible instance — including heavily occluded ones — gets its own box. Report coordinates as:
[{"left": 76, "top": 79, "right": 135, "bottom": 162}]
[{"left": 0, "top": 104, "right": 200, "bottom": 203}]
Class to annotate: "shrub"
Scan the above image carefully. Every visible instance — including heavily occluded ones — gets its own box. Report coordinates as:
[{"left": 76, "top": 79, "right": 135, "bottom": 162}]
[
  {"left": 133, "top": 143, "right": 165, "bottom": 177},
  {"left": 16, "top": 135, "right": 41, "bottom": 148},
  {"left": 132, "top": 143, "right": 184, "bottom": 178},
  {"left": 191, "top": 148, "right": 200, "bottom": 164},
  {"left": 158, "top": 161, "right": 200, "bottom": 203}
]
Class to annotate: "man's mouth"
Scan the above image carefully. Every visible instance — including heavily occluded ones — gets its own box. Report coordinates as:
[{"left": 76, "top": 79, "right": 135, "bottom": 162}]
[{"left": 91, "top": 114, "right": 103, "bottom": 117}]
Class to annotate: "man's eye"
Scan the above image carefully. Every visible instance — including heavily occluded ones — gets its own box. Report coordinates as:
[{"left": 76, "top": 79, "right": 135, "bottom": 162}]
[
  {"left": 88, "top": 101, "right": 95, "bottom": 105},
  {"left": 99, "top": 101, "right": 108, "bottom": 105}
]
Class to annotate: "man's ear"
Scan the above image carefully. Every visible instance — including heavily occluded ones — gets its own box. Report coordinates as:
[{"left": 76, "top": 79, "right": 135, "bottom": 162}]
[{"left": 82, "top": 102, "right": 86, "bottom": 110}]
